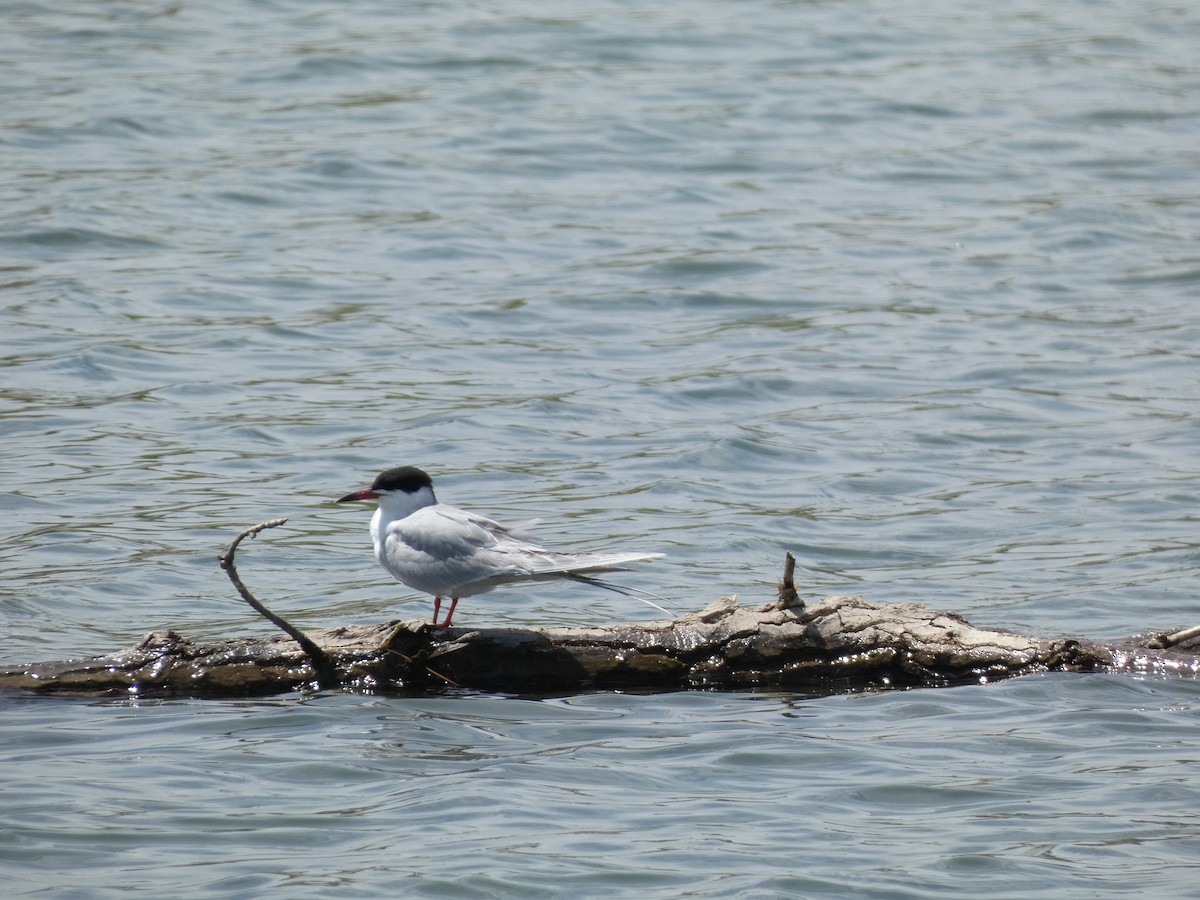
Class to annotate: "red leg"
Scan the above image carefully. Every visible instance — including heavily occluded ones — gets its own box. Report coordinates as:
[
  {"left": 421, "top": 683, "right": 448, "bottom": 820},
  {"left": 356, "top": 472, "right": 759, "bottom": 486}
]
[
  {"left": 431, "top": 596, "right": 442, "bottom": 626},
  {"left": 439, "top": 597, "right": 460, "bottom": 628}
]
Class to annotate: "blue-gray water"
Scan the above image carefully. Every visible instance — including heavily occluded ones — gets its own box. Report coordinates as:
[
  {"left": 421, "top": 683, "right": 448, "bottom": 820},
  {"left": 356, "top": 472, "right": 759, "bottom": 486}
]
[{"left": 2, "top": 1, "right": 1199, "bottom": 895}]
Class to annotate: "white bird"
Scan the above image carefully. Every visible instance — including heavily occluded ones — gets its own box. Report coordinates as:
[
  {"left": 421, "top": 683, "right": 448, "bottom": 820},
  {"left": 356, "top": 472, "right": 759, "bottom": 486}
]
[{"left": 337, "top": 466, "right": 665, "bottom": 628}]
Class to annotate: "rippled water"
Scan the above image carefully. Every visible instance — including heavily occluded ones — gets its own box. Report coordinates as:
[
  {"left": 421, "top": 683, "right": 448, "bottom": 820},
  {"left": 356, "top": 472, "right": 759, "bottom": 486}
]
[{"left": 3, "top": 0, "right": 1199, "bottom": 895}]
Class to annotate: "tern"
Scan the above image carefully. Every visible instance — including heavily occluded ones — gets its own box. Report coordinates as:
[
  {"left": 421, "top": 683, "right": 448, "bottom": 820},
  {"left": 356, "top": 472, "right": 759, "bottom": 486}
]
[{"left": 337, "top": 466, "right": 665, "bottom": 628}]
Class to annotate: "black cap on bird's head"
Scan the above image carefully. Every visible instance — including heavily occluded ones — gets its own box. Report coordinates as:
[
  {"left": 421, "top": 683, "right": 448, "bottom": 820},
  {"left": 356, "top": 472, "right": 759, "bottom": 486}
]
[{"left": 337, "top": 466, "right": 435, "bottom": 503}]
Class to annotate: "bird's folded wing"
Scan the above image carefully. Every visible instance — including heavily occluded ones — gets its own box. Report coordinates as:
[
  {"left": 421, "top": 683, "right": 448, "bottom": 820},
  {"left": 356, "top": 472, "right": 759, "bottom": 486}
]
[{"left": 387, "top": 506, "right": 523, "bottom": 559}]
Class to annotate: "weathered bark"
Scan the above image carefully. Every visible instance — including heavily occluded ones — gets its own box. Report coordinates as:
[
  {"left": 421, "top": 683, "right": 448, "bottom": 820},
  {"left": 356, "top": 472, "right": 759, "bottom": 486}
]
[
  {"left": 3, "top": 592, "right": 1199, "bottom": 699},
  {"left": 3, "top": 525, "right": 1198, "bottom": 699}
]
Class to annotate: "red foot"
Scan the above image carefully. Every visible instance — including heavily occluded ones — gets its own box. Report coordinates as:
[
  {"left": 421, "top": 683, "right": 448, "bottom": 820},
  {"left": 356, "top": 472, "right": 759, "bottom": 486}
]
[{"left": 431, "top": 596, "right": 460, "bottom": 629}]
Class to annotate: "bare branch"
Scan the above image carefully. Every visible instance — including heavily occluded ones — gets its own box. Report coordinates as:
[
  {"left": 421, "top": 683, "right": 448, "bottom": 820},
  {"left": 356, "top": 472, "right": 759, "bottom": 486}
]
[
  {"left": 218, "top": 518, "right": 338, "bottom": 690},
  {"left": 1148, "top": 623, "right": 1200, "bottom": 651}
]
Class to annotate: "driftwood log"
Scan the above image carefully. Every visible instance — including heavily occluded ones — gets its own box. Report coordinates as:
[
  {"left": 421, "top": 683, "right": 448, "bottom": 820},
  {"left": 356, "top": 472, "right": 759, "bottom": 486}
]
[{"left": 2, "top": 521, "right": 1199, "bottom": 699}]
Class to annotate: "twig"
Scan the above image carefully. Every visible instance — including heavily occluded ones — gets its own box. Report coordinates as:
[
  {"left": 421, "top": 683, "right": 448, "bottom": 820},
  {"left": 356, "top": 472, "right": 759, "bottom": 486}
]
[
  {"left": 218, "top": 518, "right": 338, "bottom": 690},
  {"left": 1157, "top": 623, "right": 1200, "bottom": 650}
]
